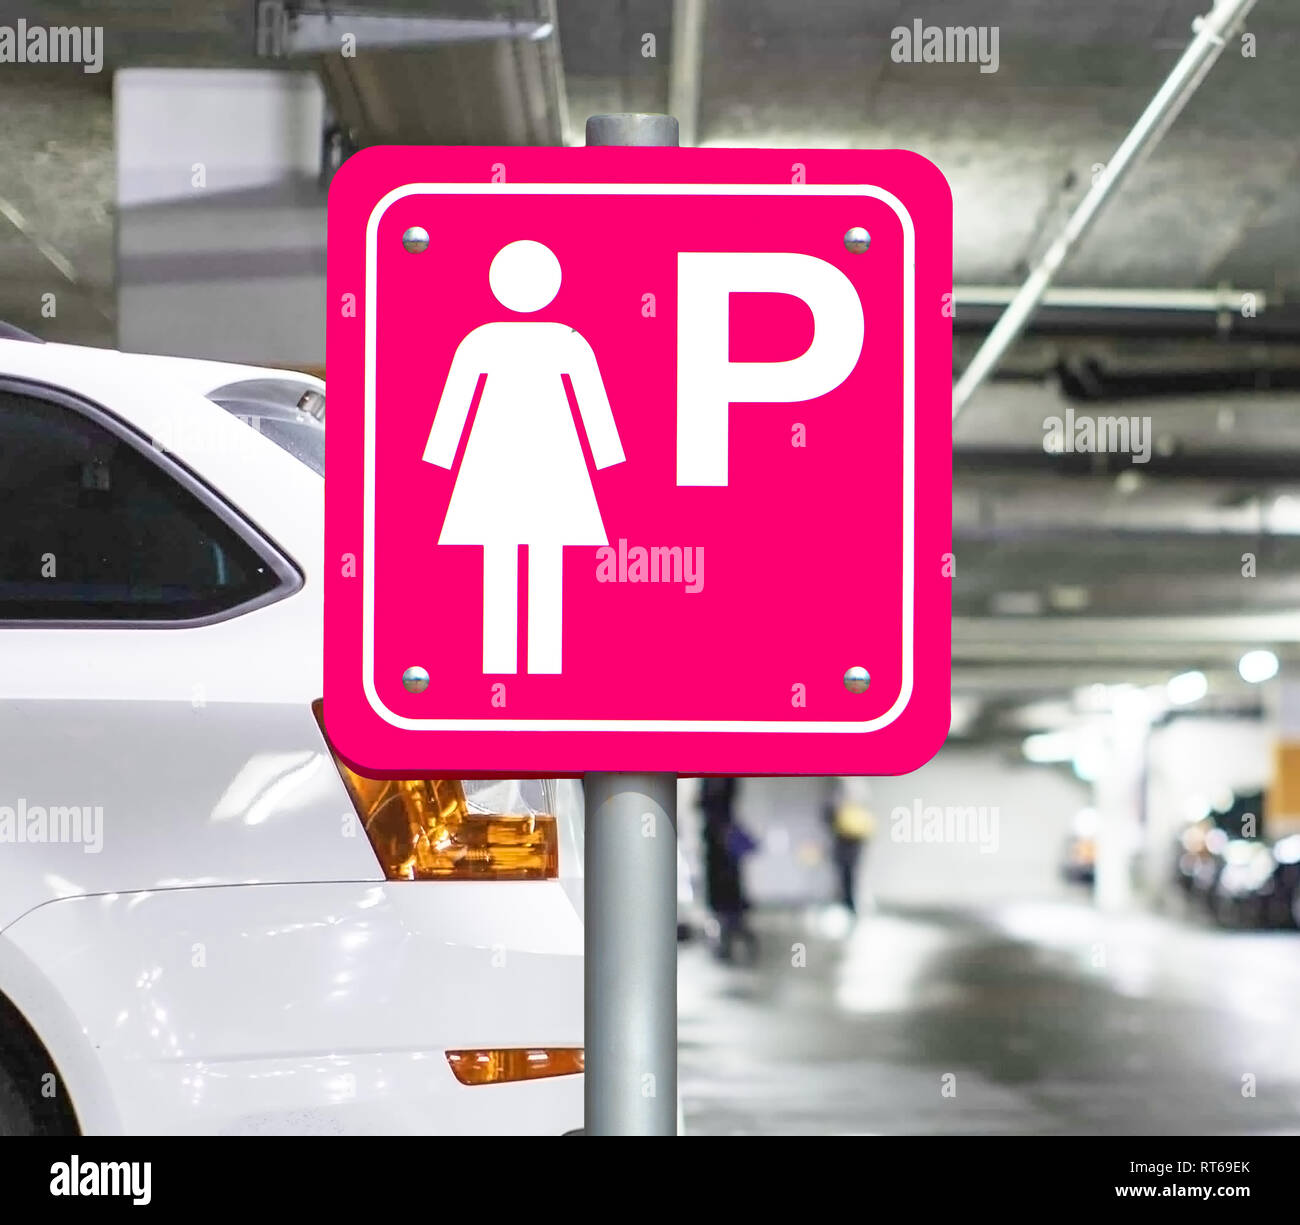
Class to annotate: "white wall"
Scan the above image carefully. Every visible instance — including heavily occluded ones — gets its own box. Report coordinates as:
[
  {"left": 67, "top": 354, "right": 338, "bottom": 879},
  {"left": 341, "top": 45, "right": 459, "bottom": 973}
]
[
  {"left": 116, "top": 69, "right": 324, "bottom": 207},
  {"left": 679, "top": 747, "right": 1088, "bottom": 909},
  {"left": 115, "top": 69, "right": 327, "bottom": 365},
  {"left": 116, "top": 196, "right": 326, "bottom": 365},
  {"left": 864, "top": 747, "right": 1086, "bottom": 906}
]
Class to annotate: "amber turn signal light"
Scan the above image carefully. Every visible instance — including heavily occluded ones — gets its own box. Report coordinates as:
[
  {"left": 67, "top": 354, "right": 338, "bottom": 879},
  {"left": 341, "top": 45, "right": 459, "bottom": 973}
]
[
  {"left": 313, "top": 702, "right": 558, "bottom": 880},
  {"left": 446, "top": 1048, "right": 584, "bottom": 1086}
]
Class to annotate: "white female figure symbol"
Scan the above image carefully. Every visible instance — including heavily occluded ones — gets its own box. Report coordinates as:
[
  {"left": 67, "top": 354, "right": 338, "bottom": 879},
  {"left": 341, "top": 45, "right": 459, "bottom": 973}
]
[{"left": 422, "top": 239, "right": 625, "bottom": 674}]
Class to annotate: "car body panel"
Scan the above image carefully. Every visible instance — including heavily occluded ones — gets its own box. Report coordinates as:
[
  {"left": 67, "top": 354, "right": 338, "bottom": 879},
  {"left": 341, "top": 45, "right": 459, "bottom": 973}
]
[
  {"left": 0, "top": 340, "right": 336, "bottom": 928},
  {"left": 3, "top": 882, "right": 583, "bottom": 1135},
  {"left": 0, "top": 340, "right": 584, "bottom": 1133}
]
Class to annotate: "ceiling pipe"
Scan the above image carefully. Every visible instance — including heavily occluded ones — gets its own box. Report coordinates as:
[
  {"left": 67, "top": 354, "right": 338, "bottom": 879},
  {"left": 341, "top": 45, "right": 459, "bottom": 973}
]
[
  {"left": 952, "top": 0, "right": 1259, "bottom": 420},
  {"left": 956, "top": 286, "right": 1266, "bottom": 312},
  {"left": 953, "top": 307, "right": 1300, "bottom": 341},
  {"left": 955, "top": 612, "right": 1300, "bottom": 646},
  {"left": 255, "top": 2, "right": 554, "bottom": 56}
]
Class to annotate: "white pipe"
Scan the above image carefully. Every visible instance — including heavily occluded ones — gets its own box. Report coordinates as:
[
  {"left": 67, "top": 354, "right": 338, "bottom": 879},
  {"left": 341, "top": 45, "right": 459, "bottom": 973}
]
[
  {"left": 956, "top": 285, "right": 1266, "bottom": 313},
  {"left": 953, "top": 0, "right": 1259, "bottom": 418},
  {"left": 955, "top": 612, "right": 1299, "bottom": 646}
]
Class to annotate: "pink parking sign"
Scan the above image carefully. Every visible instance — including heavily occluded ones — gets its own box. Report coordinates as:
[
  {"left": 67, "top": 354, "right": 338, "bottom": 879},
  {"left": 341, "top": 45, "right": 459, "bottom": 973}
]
[{"left": 324, "top": 146, "right": 952, "bottom": 776}]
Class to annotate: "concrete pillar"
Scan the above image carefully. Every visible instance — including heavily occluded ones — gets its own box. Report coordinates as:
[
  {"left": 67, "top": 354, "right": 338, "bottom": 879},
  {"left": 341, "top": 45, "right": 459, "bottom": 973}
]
[{"left": 1092, "top": 699, "right": 1150, "bottom": 911}]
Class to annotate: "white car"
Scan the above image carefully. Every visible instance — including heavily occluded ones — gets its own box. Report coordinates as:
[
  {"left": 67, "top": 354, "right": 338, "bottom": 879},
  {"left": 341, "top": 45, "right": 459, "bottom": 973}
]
[{"left": 0, "top": 336, "right": 584, "bottom": 1135}]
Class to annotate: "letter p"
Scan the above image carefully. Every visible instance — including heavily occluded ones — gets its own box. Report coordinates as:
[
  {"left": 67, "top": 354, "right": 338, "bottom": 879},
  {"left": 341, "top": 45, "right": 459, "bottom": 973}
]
[{"left": 676, "top": 252, "right": 865, "bottom": 485}]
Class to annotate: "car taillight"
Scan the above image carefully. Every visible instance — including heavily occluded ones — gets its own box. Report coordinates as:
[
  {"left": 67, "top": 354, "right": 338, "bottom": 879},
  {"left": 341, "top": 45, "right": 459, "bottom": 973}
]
[
  {"left": 313, "top": 702, "right": 558, "bottom": 880},
  {"left": 445, "top": 1048, "right": 584, "bottom": 1086}
]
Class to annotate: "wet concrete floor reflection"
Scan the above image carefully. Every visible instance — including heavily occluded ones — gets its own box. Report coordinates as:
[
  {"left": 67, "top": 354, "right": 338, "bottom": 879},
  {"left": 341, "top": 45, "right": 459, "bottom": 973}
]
[{"left": 678, "top": 901, "right": 1300, "bottom": 1135}]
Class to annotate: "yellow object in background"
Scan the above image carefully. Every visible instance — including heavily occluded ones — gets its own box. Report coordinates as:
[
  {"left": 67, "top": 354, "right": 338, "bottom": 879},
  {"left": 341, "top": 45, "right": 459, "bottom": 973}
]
[{"left": 834, "top": 803, "right": 876, "bottom": 840}]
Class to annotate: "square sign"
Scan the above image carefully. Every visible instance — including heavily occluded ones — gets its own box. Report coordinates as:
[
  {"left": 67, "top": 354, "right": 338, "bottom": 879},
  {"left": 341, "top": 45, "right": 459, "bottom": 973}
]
[{"left": 325, "top": 146, "right": 951, "bottom": 776}]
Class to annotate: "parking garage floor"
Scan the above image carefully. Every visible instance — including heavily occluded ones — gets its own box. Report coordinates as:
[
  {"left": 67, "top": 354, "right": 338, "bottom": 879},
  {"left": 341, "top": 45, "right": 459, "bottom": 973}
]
[{"left": 678, "top": 902, "right": 1300, "bottom": 1136}]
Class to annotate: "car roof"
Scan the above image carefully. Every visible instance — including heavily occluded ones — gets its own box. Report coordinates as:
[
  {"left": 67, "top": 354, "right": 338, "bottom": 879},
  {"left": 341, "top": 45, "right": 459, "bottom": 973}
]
[
  {"left": 0, "top": 339, "right": 324, "bottom": 573},
  {"left": 0, "top": 337, "right": 324, "bottom": 399}
]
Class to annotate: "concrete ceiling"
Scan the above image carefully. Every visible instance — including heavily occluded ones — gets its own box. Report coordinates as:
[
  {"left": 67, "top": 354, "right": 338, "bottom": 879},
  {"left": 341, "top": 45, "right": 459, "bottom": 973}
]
[
  {"left": 2, "top": 0, "right": 1298, "bottom": 730},
  {"left": 15, "top": 0, "right": 1300, "bottom": 319},
  {"left": 562, "top": 0, "right": 1300, "bottom": 294}
]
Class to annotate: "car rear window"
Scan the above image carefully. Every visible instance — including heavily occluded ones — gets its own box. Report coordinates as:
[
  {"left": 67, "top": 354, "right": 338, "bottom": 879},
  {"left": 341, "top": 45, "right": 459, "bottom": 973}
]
[{"left": 0, "top": 387, "right": 287, "bottom": 621}]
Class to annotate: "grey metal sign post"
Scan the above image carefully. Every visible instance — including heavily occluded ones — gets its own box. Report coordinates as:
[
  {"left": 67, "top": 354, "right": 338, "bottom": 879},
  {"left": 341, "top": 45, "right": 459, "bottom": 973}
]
[{"left": 583, "top": 112, "right": 681, "bottom": 1137}]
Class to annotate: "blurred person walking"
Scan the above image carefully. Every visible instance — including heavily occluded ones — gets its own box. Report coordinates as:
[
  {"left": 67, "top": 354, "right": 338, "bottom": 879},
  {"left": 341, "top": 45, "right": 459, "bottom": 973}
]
[
  {"left": 824, "top": 777, "right": 876, "bottom": 915},
  {"left": 699, "top": 777, "right": 757, "bottom": 961}
]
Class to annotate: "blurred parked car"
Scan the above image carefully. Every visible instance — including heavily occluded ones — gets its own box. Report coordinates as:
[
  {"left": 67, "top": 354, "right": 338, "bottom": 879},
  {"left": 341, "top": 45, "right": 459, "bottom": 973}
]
[
  {"left": 1210, "top": 834, "right": 1300, "bottom": 929},
  {"left": 1209, "top": 839, "right": 1277, "bottom": 927},
  {"left": 1173, "top": 818, "right": 1226, "bottom": 902}
]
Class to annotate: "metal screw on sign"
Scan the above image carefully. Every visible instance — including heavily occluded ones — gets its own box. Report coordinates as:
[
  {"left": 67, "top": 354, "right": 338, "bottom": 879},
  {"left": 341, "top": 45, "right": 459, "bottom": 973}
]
[
  {"left": 843, "top": 666, "right": 871, "bottom": 693},
  {"left": 843, "top": 226, "right": 871, "bottom": 254},
  {"left": 402, "top": 666, "right": 430, "bottom": 693}
]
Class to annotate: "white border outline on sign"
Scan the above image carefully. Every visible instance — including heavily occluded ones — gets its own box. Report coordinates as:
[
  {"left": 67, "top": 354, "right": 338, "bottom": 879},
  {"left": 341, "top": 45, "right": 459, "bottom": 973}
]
[{"left": 361, "top": 181, "right": 917, "bottom": 733}]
